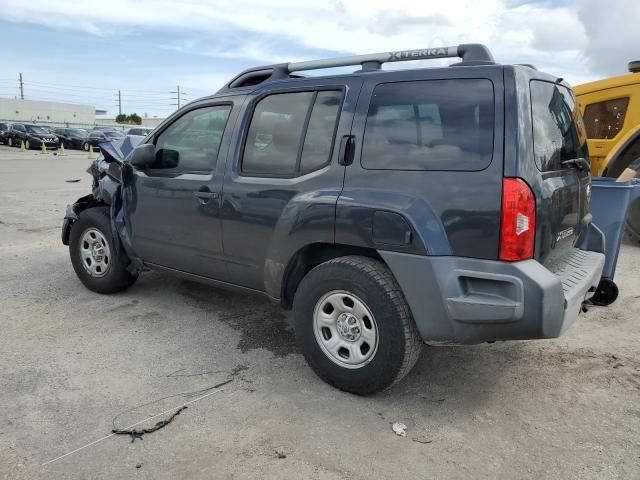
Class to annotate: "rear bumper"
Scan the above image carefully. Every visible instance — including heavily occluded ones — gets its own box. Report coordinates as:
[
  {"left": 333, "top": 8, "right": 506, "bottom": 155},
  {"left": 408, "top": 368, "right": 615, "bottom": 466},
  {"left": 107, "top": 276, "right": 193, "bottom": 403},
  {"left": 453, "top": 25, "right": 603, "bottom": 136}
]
[{"left": 380, "top": 248, "right": 604, "bottom": 344}]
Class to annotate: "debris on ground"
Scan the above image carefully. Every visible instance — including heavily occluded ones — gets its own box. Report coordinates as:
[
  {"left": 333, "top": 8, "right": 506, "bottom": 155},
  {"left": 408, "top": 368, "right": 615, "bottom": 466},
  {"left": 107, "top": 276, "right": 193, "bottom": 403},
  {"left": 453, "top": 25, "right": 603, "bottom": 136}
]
[
  {"left": 412, "top": 436, "right": 433, "bottom": 444},
  {"left": 65, "top": 179, "right": 81, "bottom": 183},
  {"left": 136, "top": 463, "right": 142, "bottom": 469},
  {"left": 274, "top": 449, "right": 287, "bottom": 459},
  {"left": 112, "top": 406, "right": 187, "bottom": 443},
  {"left": 392, "top": 422, "right": 407, "bottom": 437}
]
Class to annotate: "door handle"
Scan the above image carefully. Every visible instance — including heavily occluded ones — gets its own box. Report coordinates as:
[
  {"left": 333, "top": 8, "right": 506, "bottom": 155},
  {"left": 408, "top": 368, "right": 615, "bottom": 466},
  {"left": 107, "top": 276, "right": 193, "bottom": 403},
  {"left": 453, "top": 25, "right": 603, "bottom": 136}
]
[
  {"left": 194, "top": 188, "right": 219, "bottom": 203},
  {"left": 338, "top": 134, "right": 355, "bottom": 166}
]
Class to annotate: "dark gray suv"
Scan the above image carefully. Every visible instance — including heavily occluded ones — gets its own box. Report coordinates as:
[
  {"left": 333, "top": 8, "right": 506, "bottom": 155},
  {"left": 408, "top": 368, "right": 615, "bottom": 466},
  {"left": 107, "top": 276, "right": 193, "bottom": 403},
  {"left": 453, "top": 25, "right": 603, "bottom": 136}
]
[{"left": 62, "top": 44, "right": 605, "bottom": 395}]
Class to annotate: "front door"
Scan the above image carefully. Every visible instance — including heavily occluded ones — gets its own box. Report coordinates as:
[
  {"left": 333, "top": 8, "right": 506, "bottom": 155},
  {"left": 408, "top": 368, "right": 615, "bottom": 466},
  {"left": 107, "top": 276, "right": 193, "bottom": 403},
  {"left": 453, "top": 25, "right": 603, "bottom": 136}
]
[{"left": 127, "top": 101, "right": 238, "bottom": 279}]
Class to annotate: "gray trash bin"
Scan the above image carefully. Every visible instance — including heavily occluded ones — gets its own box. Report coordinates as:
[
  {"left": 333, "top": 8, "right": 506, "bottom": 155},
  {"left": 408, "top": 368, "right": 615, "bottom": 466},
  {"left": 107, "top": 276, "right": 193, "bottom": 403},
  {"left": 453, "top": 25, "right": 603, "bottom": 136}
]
[{"left": 589, "top": 177, "right": 640, "bottom": 305}]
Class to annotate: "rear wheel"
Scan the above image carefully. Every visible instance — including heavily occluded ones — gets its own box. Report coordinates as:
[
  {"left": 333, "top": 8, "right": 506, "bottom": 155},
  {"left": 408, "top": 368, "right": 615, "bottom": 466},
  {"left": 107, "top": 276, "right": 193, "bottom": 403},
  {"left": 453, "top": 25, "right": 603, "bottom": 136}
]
[
  {"left": 69, "top": 207, "right": 138, "bottom": 294},
  {"left": 83, "top": 142, "right": 89, "bottom": 151},
  {"left": 293, "top": 256, "right": 422, "bottom": 395}
]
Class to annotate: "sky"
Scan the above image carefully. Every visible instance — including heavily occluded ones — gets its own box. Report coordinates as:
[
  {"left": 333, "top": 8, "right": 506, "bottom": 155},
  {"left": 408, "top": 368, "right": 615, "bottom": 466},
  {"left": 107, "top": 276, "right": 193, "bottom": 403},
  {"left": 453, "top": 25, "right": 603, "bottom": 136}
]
[{"left": 0, "top": 0, "right": 638, "bottom": 117}]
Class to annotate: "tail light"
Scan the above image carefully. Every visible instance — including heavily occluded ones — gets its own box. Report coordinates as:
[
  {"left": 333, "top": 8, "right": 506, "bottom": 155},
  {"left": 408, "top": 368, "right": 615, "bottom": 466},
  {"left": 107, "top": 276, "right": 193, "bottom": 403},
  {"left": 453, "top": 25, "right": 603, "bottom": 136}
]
[{"left": 499, "top": 178, "right": 536, "bottom": 261}]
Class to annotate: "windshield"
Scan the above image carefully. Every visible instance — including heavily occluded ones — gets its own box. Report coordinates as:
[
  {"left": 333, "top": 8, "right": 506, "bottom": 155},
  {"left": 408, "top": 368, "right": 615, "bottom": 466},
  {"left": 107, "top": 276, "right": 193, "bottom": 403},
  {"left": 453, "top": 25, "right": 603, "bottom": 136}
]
[
  {"left": 26, "top": 126, "right": 49, "bottom": 134},
  {"left": 69, "top": 129, "right": 88, "bottom": 137},
  {"left": 105, "top": 131, "right": 125, "bottom": 138}
]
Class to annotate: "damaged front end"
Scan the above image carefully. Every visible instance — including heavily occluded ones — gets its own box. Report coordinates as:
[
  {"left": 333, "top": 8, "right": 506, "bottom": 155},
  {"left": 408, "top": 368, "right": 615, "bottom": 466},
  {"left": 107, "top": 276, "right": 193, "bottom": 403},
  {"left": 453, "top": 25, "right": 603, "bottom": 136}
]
[{"left": 61, "top": 136, "right": 144, "bottom": 274}]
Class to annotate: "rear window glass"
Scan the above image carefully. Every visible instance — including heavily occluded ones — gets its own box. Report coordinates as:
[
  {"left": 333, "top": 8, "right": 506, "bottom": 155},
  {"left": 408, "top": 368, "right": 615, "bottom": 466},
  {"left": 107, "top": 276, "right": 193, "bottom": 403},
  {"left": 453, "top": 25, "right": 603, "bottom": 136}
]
[
  {"left": 242, "top": 90, "right": 342, "bottom": 177},
  {"left": 583, "top": 97, "right": 629, "bottom": 139},
  {"left": 362, "top": 79, "right": 495, "bottom": 171},
  {"left": 530, "top": 80, "right": 588, "bottom": 172}
]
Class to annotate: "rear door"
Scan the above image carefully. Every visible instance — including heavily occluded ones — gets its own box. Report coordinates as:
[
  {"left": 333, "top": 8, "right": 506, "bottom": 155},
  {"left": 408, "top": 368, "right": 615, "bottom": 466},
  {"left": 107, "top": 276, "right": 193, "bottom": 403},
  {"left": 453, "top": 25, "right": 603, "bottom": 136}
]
[
  {"left": 528, "top": 80, "right": 590, "bottom": 265},
  {"left": 220, "top": 77, "right": 361, "bottom": 292}
]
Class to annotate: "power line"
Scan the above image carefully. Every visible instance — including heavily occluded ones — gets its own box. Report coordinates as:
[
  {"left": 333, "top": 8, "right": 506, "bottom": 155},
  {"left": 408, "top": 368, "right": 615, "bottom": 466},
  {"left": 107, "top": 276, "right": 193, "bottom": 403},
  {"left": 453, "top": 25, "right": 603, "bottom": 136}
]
[{"left": 26, "top": 80, "right": 172, "bottom": 94}]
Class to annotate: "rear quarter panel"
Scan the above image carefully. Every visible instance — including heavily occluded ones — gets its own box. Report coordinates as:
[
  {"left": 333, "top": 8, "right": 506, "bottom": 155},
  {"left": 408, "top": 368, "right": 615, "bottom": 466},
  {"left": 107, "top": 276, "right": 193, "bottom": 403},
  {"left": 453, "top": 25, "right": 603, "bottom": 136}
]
[{"left": 338, "top": 66, "right": 505, "bottom": 259}]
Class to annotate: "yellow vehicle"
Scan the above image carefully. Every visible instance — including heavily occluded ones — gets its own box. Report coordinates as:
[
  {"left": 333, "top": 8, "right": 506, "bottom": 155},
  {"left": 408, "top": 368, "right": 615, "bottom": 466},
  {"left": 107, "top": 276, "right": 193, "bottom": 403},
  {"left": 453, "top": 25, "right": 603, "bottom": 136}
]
[
  {"left": 574, "top": 61, "right": 640, "bottom": 177},
  {"left": 575, "top": 62, "right": 640, "bottom": 241}
]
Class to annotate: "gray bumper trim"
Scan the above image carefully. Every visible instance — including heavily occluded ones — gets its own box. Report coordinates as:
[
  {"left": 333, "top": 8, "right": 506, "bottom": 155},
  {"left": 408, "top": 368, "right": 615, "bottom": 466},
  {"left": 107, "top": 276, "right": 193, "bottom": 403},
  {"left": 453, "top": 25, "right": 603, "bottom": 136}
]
[{"left": 380, "top": 250, "right": 605, "bottom": 344}]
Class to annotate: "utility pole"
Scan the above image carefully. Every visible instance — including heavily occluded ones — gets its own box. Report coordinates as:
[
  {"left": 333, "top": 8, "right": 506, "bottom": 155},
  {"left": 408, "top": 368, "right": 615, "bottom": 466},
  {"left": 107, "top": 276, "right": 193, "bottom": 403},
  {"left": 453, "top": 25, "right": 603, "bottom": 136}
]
[
  {"left": 118, "top": 90, "right": 122, "bottom": 116},
  {"left": 19, "top": 73, "right": 24, "bottom": 100},
  {"left": 170, "top": 85, "right": 186, "bottom": 110}
]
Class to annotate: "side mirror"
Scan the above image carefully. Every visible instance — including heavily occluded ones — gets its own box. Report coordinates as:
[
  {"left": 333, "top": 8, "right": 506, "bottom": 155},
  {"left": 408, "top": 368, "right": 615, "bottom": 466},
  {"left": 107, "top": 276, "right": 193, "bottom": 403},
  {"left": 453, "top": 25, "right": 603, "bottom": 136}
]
[
  {"left": 129, "top": 143, "right": 156, "bottom": 169},
  {"left": 156, "top": 148, "right": 179, "bottom": 169}
]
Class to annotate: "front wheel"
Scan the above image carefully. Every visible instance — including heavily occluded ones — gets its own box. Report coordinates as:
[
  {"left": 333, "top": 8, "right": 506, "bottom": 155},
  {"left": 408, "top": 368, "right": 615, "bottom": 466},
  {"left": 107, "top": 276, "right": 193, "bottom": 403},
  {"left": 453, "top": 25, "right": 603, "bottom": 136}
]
[
  {"left": 69, "top": 207, "right": 138, "bottom": 294},
  {"left": 293, "top": 256, "right": 422, "bottom": 395},
  {"left": 7, "top": 137, "right": 13, "bottom": 147},
  {"left": 83, "top": 142, "right": 89, "bottom": 151}
]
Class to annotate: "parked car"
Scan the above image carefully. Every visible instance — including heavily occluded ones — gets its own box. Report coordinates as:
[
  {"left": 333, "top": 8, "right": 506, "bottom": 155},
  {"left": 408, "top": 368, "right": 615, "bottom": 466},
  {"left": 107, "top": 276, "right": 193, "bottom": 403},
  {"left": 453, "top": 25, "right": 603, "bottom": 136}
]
[
  {"left": 126, "top": 127, "right": 153, "bottom": 136},
  {"left": 54, "top": 128, "right": 89, "bottom": 149},
  {"left": 81, "top": 130, "right": 125, "bottom": 151},
  {"left": 62, "top": 44, "right": 605, "bottom": 395},
  {"left": 93, "top": 125, "right": 124, "bottom": 132},
  {"left": 7, "top": 123, "right": 59, "bottom": 150},
  {"left": 0, "top": 122, "right": 10, "bottom": 144}
]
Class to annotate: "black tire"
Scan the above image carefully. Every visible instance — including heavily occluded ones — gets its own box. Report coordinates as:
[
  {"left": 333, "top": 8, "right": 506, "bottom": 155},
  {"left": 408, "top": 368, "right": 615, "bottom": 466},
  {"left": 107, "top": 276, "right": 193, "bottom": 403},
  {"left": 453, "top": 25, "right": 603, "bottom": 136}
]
[
  {"left": 293, "top": 255, "right": 422, "bottom": 395},
  {"left": 69, "top": 207, "right": 138, "bottom": 294},
  {"left": 591, "top": 279, "right": 619, "bottom": 306}
]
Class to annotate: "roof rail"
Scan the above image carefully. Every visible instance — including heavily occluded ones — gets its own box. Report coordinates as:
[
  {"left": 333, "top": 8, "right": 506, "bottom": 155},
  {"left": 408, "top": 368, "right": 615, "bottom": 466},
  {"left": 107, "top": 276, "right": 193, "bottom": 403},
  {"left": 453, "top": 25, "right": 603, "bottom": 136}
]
[
  {"left": 220, "top": 43, "right": 494, "bottom": 91},
  {"left": 288, "top": 43, "right": 494, "bottom": 72}
]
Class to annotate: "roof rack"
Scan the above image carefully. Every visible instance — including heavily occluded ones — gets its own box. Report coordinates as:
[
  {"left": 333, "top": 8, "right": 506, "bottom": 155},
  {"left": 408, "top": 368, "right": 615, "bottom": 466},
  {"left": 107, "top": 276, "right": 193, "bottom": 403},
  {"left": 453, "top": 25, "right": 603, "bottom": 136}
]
[{"left": 220, "top": 43, "right": 495, "bottom": 91}]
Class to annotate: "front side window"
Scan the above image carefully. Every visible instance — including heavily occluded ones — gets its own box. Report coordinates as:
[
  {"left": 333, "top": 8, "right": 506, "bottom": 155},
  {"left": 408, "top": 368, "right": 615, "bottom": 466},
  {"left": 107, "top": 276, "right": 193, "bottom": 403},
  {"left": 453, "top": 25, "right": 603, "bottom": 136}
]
[
  {"left": 583, "top": 97, "right": 629, "bottom": 139},
  {"left": 151, "top": 105, "right": 232, "bottom": 172},
  {"left": 242, "top": 90, "right": 343, "bottom": 176},
  {"left": 362, "top": 79, "right": 495, "bottom": 171},
  {"left": 530, "top": 80, "right": 588, "bottom": 172}
]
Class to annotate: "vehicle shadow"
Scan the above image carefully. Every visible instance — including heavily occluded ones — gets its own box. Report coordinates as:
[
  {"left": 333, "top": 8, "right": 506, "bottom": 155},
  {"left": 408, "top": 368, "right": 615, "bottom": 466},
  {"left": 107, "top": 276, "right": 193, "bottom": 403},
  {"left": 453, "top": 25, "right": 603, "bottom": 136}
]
[
  {"left": 175, "top": 278, "right": 296, "bottom": 358},
  {"left": 132, "top": 271, "right": 539, "bottom": 418}
]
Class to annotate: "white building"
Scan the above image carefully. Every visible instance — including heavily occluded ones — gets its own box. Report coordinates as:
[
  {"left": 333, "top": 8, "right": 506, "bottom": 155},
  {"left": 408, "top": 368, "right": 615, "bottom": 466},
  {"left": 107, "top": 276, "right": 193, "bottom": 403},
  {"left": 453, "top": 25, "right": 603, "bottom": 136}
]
[{"left": 0, "top": 98, "right": 96, "bottom": 125}]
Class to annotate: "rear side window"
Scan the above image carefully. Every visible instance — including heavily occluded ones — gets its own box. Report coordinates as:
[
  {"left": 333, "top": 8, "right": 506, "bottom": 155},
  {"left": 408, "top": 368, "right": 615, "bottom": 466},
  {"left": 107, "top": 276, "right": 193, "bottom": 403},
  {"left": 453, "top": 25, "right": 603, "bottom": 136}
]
[
  {"left": 242, "top": 90, "right": 343, "bottom": 176},
  {"left": 362, "top": 79, "right": 495, "bottom": 171},
  {"left": 583, "top": 97, "right": 629, "bottom": 139},
  {"left": 530, "top": 80, "right": 588, "bottom": 172}
]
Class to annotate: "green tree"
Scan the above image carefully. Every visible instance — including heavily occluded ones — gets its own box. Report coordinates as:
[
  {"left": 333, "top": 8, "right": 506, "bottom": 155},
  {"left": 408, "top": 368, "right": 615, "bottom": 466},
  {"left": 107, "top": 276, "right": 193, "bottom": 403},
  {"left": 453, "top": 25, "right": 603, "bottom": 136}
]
[
  {"left": 115, "top": 113, "right": 142, "bottom": 125},
  {"left": 128, "top": 113, "right": 142, "bottom": 125}
]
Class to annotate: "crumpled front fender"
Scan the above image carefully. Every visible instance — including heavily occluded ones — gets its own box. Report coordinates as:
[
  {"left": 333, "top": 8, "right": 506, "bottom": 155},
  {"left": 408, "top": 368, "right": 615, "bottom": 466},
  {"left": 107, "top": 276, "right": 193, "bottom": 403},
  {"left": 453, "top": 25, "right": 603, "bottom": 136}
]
[{"left": 61, "top": 138, "right": 144, "bottom": 274}]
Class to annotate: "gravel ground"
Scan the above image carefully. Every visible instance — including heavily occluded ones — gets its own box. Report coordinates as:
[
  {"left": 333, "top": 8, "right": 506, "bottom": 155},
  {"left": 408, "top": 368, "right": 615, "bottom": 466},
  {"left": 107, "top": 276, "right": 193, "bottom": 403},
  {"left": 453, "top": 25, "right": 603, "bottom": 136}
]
[{"left": 1, "top": 144, "right": 639, "bottom": 479}]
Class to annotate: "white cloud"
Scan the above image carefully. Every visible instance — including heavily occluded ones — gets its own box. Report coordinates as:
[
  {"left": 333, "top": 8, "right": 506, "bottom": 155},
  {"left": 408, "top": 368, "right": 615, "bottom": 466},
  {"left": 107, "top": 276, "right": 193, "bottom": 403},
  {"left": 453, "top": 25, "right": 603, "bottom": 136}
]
[
  {"left": 1, "top": 0, "right": 638, "bottom": 87},
  {"left": 577, "top": 0, "right": 640, "bottom": 76}
]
